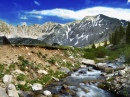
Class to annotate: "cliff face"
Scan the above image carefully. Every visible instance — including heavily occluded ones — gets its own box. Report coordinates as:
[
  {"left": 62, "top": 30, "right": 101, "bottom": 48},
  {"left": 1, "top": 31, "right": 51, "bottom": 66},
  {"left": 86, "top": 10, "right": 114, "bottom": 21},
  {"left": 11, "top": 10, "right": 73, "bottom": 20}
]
[{"left": 0, "top": 14, "right": 128, "bottom": 47}]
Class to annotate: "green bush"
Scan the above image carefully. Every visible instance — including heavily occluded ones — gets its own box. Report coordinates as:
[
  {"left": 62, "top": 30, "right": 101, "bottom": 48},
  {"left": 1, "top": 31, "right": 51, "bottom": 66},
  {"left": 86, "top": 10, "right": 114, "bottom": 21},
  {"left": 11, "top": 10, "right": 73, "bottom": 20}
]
[
  {"left": 18, "top": 56, "right": 24, "bottom": 61},
  {"left": 17, "top": 83, "right": 31, "bottom": 91},
  {"left": 9, "top": 64, "right": 16, "bottom": 70},
  {"left": 47, "top": 57, "right": 56, "bottom": 64},
  {"left": 53, "top": 71, "right": 66, "bottom": 78},
  {"left": 65, "top": 61, "right": 72, "bottom": 69},
  {"left": 16, "top": 74, "right": 26, "bottom": 81},
  {"left": 82, "top": 46, "right": 112, "bottom": 59},
  {"left": 83, "top": 51, "right": 96, "bottom": 59},
  {"left": 20, "top": 66, "right": 26, "bottom": 71},
  {"left": 95, "top": 46, "right": 109, "bottom": 58},
  {"left": 0, "top": 64, "right": 4, "bottom": 78}
]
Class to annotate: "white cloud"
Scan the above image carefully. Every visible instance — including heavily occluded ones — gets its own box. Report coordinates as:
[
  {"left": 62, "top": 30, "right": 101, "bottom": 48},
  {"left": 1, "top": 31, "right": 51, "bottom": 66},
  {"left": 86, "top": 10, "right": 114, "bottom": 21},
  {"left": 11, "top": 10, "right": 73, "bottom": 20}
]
[
  {"left": 35, "top": 16, "right": 43, "bottom": 19},
  {"left": 34, "top": 1, "right": 40, "bottom": 6},
  {"left": 128, "top": 0, "right": 130, "bottom": 3},
  {"left": 27, "top": 7, "right": 130, "bottom": 21},
  {"left": 20, "top": 16, "right": 28, "bottom": 20}
]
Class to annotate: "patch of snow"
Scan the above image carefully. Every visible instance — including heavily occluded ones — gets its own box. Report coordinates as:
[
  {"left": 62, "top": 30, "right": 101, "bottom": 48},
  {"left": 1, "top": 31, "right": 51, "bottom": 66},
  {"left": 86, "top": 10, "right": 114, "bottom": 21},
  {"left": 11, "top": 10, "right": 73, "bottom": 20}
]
[
  {"left": 99, "top": 19, "right": 104, "bottom": 23},
  {"left": 78, "top": 34, "right": 84, "bottom": 39},
  {"left": 70, "top": 38, "right": 74, "bottom": 42},
  {"left": 74, "top": 40, "right": 79, "bottom": 45},
  {"left": 65, "top": 26, "right": 71, "bottom": 39},
  {"left": 82, "top": 35, "right": 88, "bottom": 41},
  {"left": 96, "top": 15, "right": 100, "bottom": 21},
  {"left": 98, "top": 31, "right": 104, "bottom": 35}
]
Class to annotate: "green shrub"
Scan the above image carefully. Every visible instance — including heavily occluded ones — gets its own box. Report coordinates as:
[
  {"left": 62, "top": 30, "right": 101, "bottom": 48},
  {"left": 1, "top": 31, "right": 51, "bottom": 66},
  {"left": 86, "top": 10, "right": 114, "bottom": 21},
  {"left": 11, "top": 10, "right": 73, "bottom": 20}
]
[
  {"left": 17, "top": 83, "right": 31, "bottom": 91},
  {"left": 20, "top": 66, "right": 26, "bottom": 71},
  {"left": 9, "top": 64, "right": 16, "bottom": 70},
  {"left": 95, "top": 46, "right": 109, "bottom": 58},
  {"left": 48, "top": 69, "right": 54, "bottom": 75},
  {"left": 0, "top": 64, "right": 4, "bottom": 78},
  {"left": 16, "top": 74, "right": 26, "bottom": 81},
  {"left": 47, "top": 57, "right": 56, "bottom": 64},
  {"left": 65, "top": 62, "right": 72, "bottom": 69},
  {"left": 0, "top": 64, "right": 4, "bottom": 71},
  {"left": 18, "top": 56, "right": 29, "bottom": 67},
  {"left": 53, "top": 71, "right": 66, "bottom": 78},
  {"left": 18, "top": 56, "right": 24, "bottom": 61},
  {"left": 5, "top": 69, "right": 10, "bottom": 74},
  {"left": 83, "top": 51, "right": 96, "bottom": 59}
]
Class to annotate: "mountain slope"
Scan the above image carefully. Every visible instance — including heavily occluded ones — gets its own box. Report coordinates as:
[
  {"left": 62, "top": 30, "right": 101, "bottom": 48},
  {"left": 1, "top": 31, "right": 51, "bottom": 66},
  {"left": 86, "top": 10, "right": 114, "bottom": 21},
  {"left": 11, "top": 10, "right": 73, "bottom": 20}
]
[
  {"left": 0, "top": 14, "right": 128, "bottom": 47},
  {"left": 40, "top": 14, "right": 128, "bottom": 47}
]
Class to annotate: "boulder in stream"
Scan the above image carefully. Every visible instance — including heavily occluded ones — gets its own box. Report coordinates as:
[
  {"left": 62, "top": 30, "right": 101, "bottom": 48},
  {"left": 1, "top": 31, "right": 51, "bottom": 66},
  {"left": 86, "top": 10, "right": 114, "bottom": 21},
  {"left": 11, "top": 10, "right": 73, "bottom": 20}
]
[
  {"left": 43, "top": 90, "right": 52, "bottom": 97},
  {"left": 60, "top": 84, "right": 75, "bottom": 95},
  {"left": 79, "top": 58, "right": 95, "bottom": 66},
  {"left": 79, "top": 70, "right": 86, "bottom": 74},
  {"left": 32, "top": 83, "right": 43, "bottom": 91},
  {"left": 118, "top": 70, "right": 125, "bottom": 76}
]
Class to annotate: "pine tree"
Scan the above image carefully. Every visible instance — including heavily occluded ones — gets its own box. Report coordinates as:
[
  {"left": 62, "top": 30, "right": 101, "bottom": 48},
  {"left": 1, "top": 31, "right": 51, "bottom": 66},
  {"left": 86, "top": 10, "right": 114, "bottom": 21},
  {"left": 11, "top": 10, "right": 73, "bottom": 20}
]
[
  {"left": 104, "top": 41, "right": 107, "bottom": 47},
  {"left": 126, "top": 22, "right": 130, "bottom": 44},
  {"left": 92, "top": 43, "right": 96, "bottom": 49},
  {"left": 109, "top": 34, "right": 112, "bottom": 44},
  {"left": 111, "top": 32, "right": 115, "bottom": 44},
  {"left": 119, "top": 26, "right": 125, "bottom": 37}
]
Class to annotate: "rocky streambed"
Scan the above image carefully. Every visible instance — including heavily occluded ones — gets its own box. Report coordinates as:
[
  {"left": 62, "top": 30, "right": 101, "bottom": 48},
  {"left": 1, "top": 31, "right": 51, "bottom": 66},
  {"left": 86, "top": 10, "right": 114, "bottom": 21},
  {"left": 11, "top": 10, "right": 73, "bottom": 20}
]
[
  {"left": 30, "top": 56, "right": 129, "bottom": 97},
  {"left": 41, "top": 66, "right": 115, "bottom": 97},
  {"left": 0, "top": 56, "right": 129, "bottom": 97}
]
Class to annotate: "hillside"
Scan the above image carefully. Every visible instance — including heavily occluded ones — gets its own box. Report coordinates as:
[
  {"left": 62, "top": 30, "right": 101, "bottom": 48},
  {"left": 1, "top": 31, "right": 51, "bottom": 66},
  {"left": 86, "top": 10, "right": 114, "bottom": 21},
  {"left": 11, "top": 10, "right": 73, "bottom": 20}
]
[
  {"left": 0, "top": 45, "right": 82, "bottom": 95},
  {"left": 0, "top": 45, "right": 77, "bottom": 71}
]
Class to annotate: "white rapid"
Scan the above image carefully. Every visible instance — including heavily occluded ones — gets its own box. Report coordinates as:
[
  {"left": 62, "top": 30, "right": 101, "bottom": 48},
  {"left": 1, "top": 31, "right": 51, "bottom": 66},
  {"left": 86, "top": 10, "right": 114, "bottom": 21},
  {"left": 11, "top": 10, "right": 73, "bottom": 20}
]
[{"left": 44, "top": 66, "right": 115, "bottom": 97}]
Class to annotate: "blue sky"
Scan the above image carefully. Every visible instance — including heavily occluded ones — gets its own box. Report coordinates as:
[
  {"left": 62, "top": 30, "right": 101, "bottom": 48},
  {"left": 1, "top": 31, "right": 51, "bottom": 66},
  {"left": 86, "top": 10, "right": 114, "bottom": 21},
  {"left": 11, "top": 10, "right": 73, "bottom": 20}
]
[{"left": 0, "top": 0, "right": 130, "bottom": 25}]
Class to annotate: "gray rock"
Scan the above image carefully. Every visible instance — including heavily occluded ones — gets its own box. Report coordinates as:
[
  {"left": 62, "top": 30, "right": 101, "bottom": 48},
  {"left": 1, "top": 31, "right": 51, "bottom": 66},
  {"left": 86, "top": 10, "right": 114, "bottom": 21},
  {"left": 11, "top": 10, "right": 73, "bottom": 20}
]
[
  {"left": 59, "top": 67, "right": 70, "bottom": 74},
  {"left": 79, "top": 70, "right": 86, "bottom": 74},
  {"left": 52, "top": 76, "right": 59, "bottom": 81},
  {"left": 0, "top": 87, "right": 9, "bottom": 97},
  {"left": 104, "top": 67, "right": 114, "bottom": 73},
  {"left": 13, "top": 70, "right": 25, "bottom": 75},
  {"left": 43, "top": 90, "right": 52, "bottom": 97},
  {"left": 30, "top": 69, "right": 37, "bottom": 79},
  {"left": 118, "top": 70, "right": 125, "bottom": 76},
  {"left": 79, "top": 58, "right": 95, "bottom": 65},
  {"left": 105, "top": 74, "right": 114, "bottom": 78},
  {"left": 97, "top": 63, "right": 107, "bottom": 69},
  {"left": 6, "top": 83, "right": 19, "bottom": 97},
  {"left": 3, "top": 75, "right": 12, "bottom": 85},
  {"left": 32, "top": 83, "right": 43, "bottom": 91},
  {"left": 100, "top": 73, "right": 106, "bottom": 76},
  {"left": 37, "top": 70, "right": 48, "bottom": 75},
  {"left": 88, "top": 67, "right": 93, "bottom": 72},
  {"left": 80, "top": 65, "right": 86, "bottom": 68}
]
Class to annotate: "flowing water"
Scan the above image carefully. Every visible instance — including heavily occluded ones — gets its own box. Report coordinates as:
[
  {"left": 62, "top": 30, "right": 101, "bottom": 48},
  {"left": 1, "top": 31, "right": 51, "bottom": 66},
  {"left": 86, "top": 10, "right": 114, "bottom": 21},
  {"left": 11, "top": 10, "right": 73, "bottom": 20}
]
[
  {"left": 42, "top": 56, "right": 126, "bottom": 97},
  {"left": 44, "top": 67, "right": 115, "bottom": 97}
]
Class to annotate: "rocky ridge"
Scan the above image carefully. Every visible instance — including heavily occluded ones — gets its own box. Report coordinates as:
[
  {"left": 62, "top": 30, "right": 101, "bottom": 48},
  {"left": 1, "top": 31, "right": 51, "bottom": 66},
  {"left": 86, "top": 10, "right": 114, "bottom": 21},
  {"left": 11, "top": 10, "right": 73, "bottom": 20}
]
[{"left": 0, "top": 14, "right": 128, "bottom": 47}]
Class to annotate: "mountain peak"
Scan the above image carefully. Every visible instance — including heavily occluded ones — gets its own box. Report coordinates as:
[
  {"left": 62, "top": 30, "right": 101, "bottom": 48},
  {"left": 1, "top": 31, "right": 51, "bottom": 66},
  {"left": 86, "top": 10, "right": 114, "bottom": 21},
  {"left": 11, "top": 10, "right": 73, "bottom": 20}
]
[
  {"left": 82, "top": 14, "right": 108, "bottom": 21},
  {"left": 0, "top": 14, "right": 128, "bottom": 47}
]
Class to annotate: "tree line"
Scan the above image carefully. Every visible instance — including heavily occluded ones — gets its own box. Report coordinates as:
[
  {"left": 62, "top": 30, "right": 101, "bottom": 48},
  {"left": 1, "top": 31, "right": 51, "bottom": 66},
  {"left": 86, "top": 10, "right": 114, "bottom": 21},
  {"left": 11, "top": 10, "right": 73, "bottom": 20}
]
[{"left": 109, "top": 22, "right": 130, "bottom": 45}]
